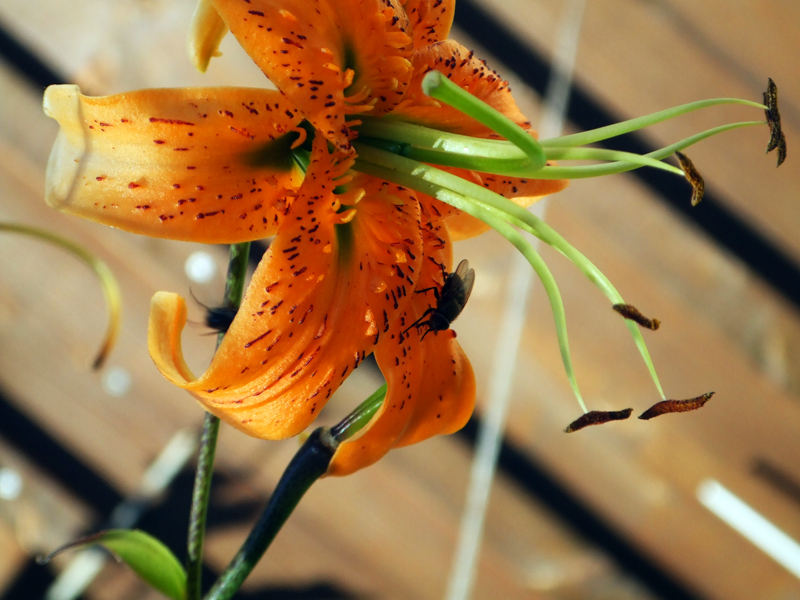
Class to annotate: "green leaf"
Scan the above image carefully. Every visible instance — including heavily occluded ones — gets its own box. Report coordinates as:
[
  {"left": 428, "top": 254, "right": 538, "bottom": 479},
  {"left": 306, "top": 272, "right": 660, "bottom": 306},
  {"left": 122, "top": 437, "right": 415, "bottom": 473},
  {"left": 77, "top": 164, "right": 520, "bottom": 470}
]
[{"left": 40, "top": 529, "right": 186, "bottom": 600}]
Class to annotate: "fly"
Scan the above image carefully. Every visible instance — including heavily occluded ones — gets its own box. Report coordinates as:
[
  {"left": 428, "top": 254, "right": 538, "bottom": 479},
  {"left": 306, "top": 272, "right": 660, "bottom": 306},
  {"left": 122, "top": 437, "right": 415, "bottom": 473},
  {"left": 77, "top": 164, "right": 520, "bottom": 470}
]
[{"left": 404, "top": 259, "right": 475, "bottom": 340}]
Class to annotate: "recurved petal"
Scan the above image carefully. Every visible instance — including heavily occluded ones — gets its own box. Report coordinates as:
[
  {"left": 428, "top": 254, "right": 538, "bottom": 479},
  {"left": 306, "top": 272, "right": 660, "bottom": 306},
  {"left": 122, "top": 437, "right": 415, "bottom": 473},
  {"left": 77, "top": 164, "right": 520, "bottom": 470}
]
[
  {"left": 402, "top": 0, "right": 455, "bottom": 47},
  {"left": 210, "top": 0, "right": 413, "bottom": 151},
  {"left": 329, "top": 211, "right": 475, "bottom": 475},
  {"left": 44, "top": 84, "right": 305, "bottom": 243},
  {"left": 189, "top": 0, "right": 229, "bottom": 72},
  {"left": 149, "top": 141, "right": 424, "bottom": 439}
]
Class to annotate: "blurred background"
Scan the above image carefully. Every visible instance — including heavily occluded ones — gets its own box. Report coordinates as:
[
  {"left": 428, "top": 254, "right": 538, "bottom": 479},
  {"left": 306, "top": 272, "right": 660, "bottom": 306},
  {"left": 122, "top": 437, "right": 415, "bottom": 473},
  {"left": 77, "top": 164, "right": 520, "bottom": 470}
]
[{"left": 1, "top": 1, "right": 798, "bottom": 598}]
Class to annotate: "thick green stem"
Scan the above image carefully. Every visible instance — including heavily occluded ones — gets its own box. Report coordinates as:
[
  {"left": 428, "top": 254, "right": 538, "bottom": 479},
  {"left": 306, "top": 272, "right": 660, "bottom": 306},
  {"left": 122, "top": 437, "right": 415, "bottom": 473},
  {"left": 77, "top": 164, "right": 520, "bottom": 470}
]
[
  {"left": 203, "top": 429, "right": 337, "bottom": 600},
  {"left": 186, "top": 241, "right": 251, "bottom": 600},
  {"left": 202, "top": 381, "right": 386, "bottom": 599}
]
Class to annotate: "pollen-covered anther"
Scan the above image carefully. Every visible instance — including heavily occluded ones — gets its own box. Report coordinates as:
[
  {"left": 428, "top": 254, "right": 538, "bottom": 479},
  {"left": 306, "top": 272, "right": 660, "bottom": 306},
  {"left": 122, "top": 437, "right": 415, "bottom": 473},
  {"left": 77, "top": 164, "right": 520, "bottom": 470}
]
[
  {"left": 341, "top": 187, "right": 366, "bottom": 206},
  {"left": 639, "top": 392, "right": 715, "bottom": 420},
  {"left": 337, "top": 208, "right": 357, "bottom": 224},
  {"left": 342, "top": 68, "right": 356, "bottom": 89},
  {"left": 612, "top": 303, "right": 661, "bottom": 331},
  {"left": 364, "top": 308, "right": 378, "bottom": 336},
  {"left": 763, "top": 78, "right": 787, "bottom": 167},
  {"left": 564, "top": 408, "right": 633, "bottom": 432},
  {"left": 385, "top": 31, "right": 413, "bottom": 49},
  {"left": 675, "top": 151, "right": 705, "bottom": 206}
]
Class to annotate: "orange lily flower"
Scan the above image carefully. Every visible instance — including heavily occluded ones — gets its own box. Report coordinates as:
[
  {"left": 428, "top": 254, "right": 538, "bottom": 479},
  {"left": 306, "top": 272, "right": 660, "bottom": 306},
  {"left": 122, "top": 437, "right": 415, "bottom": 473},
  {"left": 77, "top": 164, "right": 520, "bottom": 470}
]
[{"left": 43, "top": 0, "right": 566, "bottom": 475}]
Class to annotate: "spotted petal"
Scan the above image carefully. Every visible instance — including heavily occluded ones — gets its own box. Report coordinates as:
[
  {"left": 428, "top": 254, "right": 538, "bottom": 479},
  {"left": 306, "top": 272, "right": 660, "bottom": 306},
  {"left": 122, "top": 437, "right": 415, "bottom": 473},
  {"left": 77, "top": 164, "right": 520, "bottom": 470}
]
[
  {"left": 402, "top": 0, "right": 456, "bottom": 48},
  {"left": 149, "top": 141, "right": 424, "bottom": 439},
  {"left": 330, "top": 209, "right": 475, "bottom": 475},
  {"left": 44, "top": 85, "right": 306, "bottom": 243},
  {"left": 208, "top": 0, "right": 414, "bottom": 151}
]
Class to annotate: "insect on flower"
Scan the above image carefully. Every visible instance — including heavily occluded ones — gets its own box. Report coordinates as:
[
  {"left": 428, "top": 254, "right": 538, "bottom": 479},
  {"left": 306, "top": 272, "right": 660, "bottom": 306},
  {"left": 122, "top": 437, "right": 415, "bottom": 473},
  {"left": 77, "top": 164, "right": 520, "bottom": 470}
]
[{"left": 404, "top": 259, "right": 475, "bottom": 340}]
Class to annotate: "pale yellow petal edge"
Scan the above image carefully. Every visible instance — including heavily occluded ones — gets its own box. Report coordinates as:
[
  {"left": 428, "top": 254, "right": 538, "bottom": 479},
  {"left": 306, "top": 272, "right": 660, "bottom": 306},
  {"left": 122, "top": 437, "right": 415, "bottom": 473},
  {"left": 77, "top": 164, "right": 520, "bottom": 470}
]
[
  {"left": 189, "top": 0, "right": 229, "bottom": 72},
  {"left": 148, "top": 291, "right": 197, "bottom": 386}
]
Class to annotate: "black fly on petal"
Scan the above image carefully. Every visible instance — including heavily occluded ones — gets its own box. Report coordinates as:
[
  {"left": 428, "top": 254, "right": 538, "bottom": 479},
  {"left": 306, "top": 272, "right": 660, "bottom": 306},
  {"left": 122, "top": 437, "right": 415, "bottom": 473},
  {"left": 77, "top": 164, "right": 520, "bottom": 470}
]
[{"left": 404, "top": 259, "right": 475, "bottom": 340}]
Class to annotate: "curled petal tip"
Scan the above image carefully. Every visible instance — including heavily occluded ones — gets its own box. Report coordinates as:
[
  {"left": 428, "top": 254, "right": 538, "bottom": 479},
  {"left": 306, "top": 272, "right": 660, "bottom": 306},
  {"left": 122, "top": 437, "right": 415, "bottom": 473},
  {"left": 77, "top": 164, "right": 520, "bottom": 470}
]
[
  {"left": 43, "top": 84, "right": 85, "bottom": 210},
  {"left": 188, "top": 0, "right": 229, "bottom": 72}
]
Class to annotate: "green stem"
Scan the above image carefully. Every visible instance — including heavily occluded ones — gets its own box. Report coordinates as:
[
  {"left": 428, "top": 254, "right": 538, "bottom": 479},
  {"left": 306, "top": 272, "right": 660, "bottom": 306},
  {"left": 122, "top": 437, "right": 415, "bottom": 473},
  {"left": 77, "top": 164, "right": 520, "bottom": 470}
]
[
  {"left": 330, "top": 384, "right": 387, "bottom": 442},
  {"left": 202, "top": 381, "right": 387, "bottom": 599},
  {"left": 203, "top": 429, "right": 337, "bottom": 600},
  {"left": 186, "top": 241, "right": 251, "bottom": 600},
  {"left": 0, "top": 222, "right": 122, "bottom": 369}
]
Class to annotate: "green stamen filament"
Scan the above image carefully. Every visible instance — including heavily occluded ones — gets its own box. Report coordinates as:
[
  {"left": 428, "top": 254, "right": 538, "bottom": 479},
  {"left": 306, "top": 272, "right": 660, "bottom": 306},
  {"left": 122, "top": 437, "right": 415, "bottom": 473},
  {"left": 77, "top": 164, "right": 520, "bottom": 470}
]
[
  {"left": 539, "top": 97, "right": 765, "bottom": 147},
  {"left": 355, "top": 147, "right": 592, "bottom": 411},
  {"left": 421, "top": 70, "right": 546, "bottom": 170},
  {"left": 347, "top": 75, "right": 777, "bottom": 412}
]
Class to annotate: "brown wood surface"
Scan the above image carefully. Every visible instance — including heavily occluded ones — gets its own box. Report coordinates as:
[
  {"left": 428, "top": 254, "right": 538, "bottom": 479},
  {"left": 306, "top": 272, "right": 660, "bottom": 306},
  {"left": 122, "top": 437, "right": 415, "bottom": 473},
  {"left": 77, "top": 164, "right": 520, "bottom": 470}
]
[{"left": 1, "top": 1, "right": 798, "bottom": 599}]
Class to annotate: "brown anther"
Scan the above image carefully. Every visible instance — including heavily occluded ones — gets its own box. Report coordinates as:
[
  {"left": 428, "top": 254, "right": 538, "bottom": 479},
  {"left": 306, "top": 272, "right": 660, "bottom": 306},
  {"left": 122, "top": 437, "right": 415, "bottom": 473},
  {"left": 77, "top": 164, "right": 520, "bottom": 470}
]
[
  {"left": 675, "top": 151, "right": 705, "bottom": 206},
  {"left": 564, "top": 408, "right": 633, "bottom": 432},
  {"left": 638, "top": 391, "right": 715, "bottom": 420},
  {"left": 612, "top": 303, "right": 661, "bottom": 331},
  {"left": 763, "top": 78, "right": 787, "bottom": 166}
]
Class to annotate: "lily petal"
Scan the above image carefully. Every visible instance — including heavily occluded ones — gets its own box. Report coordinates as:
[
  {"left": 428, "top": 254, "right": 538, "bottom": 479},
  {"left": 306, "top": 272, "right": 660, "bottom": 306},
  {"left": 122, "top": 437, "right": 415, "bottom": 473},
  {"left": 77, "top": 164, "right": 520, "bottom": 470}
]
[
  {"left": 44, "top": 84, "right": 305, "bottom": 243},
  {"left": 149, "top": 141, "right": 424, "bottom": 439},
  {"left": 402, "top": 0, "right": 455, "bottom": 48},
  {"left": 209, "top": 0, "right": 414, "bottom": 151},
  {"left": 330, "top": 209, "right": 475, "bottom": 475},
  {"left": 189, "top": 0, "right": 229, "bottom": 73}
]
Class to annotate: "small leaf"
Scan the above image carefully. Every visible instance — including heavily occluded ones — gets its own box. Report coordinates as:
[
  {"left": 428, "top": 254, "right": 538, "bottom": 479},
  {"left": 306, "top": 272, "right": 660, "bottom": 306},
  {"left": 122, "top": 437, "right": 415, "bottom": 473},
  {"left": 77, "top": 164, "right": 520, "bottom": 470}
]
[{"left": 40, "top": 529, "right": 186, "bottom": 600}]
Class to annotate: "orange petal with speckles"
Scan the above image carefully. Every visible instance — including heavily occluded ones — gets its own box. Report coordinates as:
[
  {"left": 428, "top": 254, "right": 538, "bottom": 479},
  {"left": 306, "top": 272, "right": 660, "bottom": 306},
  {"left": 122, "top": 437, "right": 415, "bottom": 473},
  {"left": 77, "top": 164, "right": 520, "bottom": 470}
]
[
  {"left": 402, "top": 0, "right": 455, "bottom": 47},
  {"left": 330, "top": 208, "right": 475, "bottom": 475},
  {"left": 44, "top": 84, "right": 305, "bottom": 243},
  {"left": 149, "top": 140, "right": 425, "bottom": 439},
  {"left": 209, "top": 0, "right": 414, "bottom": 152}
]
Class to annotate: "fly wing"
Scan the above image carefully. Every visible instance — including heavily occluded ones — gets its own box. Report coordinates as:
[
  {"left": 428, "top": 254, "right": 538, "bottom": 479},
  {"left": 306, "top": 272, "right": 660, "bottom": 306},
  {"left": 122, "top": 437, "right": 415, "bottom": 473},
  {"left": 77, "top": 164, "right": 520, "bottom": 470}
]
[{"left": 454, "top": 259, "right": 475, "bottom": 306}]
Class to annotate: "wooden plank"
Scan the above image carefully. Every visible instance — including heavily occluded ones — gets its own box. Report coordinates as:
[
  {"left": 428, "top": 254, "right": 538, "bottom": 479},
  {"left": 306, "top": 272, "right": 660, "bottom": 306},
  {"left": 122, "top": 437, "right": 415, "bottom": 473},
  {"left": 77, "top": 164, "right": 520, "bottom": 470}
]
[{"left": 1, "top": 1, "right": 798, "bottom": 599}]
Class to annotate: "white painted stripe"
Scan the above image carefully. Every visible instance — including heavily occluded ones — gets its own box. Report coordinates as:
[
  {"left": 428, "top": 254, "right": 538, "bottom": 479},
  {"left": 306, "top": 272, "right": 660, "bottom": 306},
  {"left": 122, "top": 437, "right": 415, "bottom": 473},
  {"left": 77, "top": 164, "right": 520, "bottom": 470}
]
[{"left": 697, "top": 478, "right": 800, "bottom": 579}]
